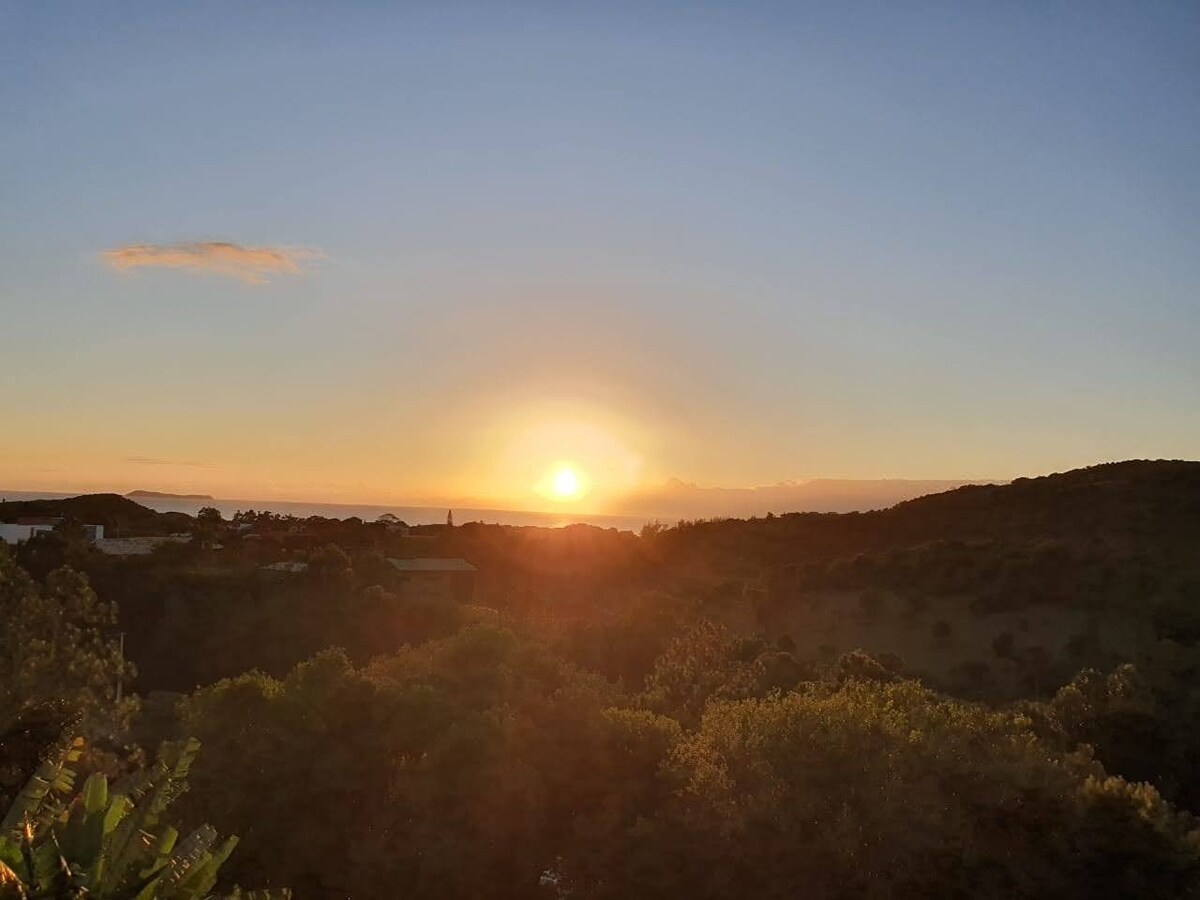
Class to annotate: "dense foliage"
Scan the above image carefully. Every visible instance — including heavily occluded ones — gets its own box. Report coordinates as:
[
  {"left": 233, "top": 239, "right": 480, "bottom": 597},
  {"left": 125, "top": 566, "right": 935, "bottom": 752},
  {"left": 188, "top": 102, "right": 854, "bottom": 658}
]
[
  {"left": 0, "top": 546, "right": 133, "bottom": 734},
  {"left": 4, "top": 461, "right": 1200, "bottom": 897},
  {"left": 0, "top": 546, "right": 136, "bottom": 805},
  {"left": 172, "top": 625, "right": 1200, "bottom": 898}
]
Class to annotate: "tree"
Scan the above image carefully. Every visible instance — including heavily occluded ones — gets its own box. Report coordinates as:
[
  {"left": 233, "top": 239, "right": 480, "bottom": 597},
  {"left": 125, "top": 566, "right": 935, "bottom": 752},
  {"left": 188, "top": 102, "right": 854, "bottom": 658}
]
[
  {"left": 13, "top": 526, "right": 91, "bottom": 582},
  {"left": 0, "top": 547, "right": 135, "bottom": 786},
  {"left": 355, "top": 585, "right": 462, "bottom": 653},
  {"left": 306, "top": 543, "right": 353, "bottom": 587},
  {"left": 639, "top": 621, "right": 813, "bottom": 724},
  {"left": 835, "top": 648, "right": 894, "bottom": 683},
  {"left": 178, "top": 626, "right": 683, "bottom": 899},
  {"left": 640, "top": 620, "right": 740, "bottom": 723},
  {"left": 193, "top": 507, "right": 224, "bottom": 550},
  {"left": 566, "top": 680, "right": 1200, "bottom": 899},
  {"left": 564, "top": 591, "right": 695, "bottom": 689},
  {"left": 178, "top": 632, "right": 554, "bottom": 898}
]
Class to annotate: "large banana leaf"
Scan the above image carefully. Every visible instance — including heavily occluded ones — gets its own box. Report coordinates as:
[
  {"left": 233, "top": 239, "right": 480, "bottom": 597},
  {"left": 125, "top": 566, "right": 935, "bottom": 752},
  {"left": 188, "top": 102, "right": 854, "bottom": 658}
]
[{"left": 0, "top": 738, "right": 288, "bottom": 900}]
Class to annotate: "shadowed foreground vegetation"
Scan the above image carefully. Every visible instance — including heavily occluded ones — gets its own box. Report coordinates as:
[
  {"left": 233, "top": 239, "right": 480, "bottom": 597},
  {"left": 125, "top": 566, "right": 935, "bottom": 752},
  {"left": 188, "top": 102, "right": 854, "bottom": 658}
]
[{"left": 3, "top": 460, "right": 1200, "bottom": 897}]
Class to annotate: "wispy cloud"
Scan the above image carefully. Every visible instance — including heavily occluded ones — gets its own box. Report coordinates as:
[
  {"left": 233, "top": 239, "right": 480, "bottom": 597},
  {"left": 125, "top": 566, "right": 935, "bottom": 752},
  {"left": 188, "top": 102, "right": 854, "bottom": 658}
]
[
  {"left": 126, "top": 456, "right": 215, "bottom": 469},
  {"left": 101, "top": 241, "right": 319, "bottom": 284}
]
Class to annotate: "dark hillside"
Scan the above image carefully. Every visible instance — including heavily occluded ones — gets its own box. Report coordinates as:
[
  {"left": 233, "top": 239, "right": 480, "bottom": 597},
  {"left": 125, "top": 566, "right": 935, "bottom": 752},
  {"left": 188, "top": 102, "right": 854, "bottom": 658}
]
[
  {"left": 633, "top": 461, "right": 1200, "bottom": 705},
  {"left": 0, "top": 493, "right": 191, "bottom": 535},
  {"left": 881, "top": 459, "right": 1200, "bottom": 547},
  {"left": 649, "top": 460, "right": 1200, "bottom": 574}
]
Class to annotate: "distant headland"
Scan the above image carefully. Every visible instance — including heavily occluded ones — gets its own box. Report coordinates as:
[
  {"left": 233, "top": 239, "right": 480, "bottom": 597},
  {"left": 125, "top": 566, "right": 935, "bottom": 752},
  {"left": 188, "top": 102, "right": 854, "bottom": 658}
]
[{"left": 127, "top": 490, "right": 215, "bottom": 500}]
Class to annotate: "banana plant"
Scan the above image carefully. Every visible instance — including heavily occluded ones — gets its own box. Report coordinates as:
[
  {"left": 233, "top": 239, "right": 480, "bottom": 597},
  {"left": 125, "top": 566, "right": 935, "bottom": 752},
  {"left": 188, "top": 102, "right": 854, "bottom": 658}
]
[{"left": 0, "top": 738, "right": 287, "bottom": 900}]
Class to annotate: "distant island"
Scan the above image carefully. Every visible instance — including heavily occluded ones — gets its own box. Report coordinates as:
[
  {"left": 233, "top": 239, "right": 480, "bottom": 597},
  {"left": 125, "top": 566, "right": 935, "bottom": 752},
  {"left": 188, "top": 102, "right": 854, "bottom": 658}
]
[{"left": 127, "top": 490, "right": 214, "bottom": 500}]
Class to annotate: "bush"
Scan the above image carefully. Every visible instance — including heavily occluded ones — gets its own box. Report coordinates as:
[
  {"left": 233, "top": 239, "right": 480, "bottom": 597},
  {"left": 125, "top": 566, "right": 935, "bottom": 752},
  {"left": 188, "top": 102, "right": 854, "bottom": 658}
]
[{"left": 564, "top": 681, "right": 1200, "bottom": 899}]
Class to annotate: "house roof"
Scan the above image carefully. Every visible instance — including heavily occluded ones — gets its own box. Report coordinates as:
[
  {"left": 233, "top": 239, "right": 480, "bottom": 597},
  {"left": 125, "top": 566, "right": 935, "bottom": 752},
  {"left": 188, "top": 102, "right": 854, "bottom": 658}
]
[
  {"left": 388, "top": 557, "right": 477, "bottom": 573},
  {"left": 95, "top": 535, "right": 189, "bottom": 556},
  {"left": 261, "top": 561, "right": 309, "bottom": 573}
]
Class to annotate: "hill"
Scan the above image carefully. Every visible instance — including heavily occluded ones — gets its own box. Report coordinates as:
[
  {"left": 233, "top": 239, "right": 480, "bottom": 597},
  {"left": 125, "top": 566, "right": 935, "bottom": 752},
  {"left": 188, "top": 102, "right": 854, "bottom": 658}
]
[
  {"left": 0, "top": 493, "right": 191, "bottom": 535},
  {"left": 615, "top": 476, "right": 993, "bottom": 518},
  {"left": 881, "top": 458, "right": 1200, "bottom": 544},
  {"left": 127, "top": 489, "right": 215, "bottom": 500},
  {"left": 649, "top": 459, "right": 1200, "bottom": 568},
  {"left": 634, "top": 460, "right": 1200, "bottom": 704}
]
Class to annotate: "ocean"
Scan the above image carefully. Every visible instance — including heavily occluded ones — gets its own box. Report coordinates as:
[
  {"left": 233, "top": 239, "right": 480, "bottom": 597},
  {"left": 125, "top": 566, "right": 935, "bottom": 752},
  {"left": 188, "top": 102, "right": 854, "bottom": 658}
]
[{"left": 0, "top": 490, "right": 652, "bottom": 532}]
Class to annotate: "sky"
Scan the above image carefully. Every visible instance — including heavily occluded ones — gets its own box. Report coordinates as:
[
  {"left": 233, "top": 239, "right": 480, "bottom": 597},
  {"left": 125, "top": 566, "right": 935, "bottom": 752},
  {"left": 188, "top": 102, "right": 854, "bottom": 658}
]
[{"left": 2, "top": 2, "right": 1198, "bottom": 513}]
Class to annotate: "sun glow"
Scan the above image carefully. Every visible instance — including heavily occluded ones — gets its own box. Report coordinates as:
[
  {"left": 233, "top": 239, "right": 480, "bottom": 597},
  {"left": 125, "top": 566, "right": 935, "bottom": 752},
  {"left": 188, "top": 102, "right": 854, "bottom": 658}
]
[
  {"left": 538, "top": 462, "right": 589, "bottom": 503},
  {"left": 550, "top": 465, "right": 583, "bottom": 499},
  {"left": 482, "top": 411, "right": 646, "bottom": 510}
]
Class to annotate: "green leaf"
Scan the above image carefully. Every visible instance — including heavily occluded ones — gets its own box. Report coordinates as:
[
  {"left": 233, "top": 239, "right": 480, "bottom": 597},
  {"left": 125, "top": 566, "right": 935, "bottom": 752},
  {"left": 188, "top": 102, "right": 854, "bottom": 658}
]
[
  {"left": 82, "top": 774, "right": 108, "bottom": 816},
  {"left": 103, "top": 794, "right": 131, "bottom": 837},
  {"left": 1, "top": 738, "right": 83, "bottom": 837}
]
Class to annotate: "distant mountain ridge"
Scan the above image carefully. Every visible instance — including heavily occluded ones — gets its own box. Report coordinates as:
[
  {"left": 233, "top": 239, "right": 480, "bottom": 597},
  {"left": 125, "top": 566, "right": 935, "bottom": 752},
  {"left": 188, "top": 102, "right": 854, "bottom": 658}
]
[
  {"left": 5, "top": 461, "right": 1196, "bottom": 540},
  {"left": 127, "top": 490, "right": 214, "bottom": 500},
  {"left": 616, "top": 476, "right": 996, "bottom": 519}
]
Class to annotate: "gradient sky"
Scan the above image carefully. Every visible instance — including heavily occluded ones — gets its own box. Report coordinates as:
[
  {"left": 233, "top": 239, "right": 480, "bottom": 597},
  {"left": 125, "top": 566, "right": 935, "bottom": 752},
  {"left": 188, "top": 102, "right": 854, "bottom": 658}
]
[{"left": 2, "top": 2, "right": 1198, "bottom": 511}]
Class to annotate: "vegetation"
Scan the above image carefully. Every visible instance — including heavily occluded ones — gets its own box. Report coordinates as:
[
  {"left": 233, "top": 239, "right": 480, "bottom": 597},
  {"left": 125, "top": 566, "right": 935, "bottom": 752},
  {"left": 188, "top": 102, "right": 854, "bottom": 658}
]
[
  {"left": 0, "top": 546, "right": 136, "bottom": 806},
  {"left": 3, "top": 460, "right": 1200, "bottom": 896},
  {"left": 0, "top": 737, "right": 283, "bottom": 899}
]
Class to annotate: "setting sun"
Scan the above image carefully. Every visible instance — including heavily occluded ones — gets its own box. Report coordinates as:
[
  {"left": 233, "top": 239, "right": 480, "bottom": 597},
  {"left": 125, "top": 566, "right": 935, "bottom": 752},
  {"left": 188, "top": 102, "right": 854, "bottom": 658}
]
[
  {"left": 552, "top": 465, "right": 582, "bottom": 499},
  {"left": 543, "top": 463, "right": 588, "bottom": 502},
  {"left": 490, "top": 415, "right": 643, "bottom": 511}
]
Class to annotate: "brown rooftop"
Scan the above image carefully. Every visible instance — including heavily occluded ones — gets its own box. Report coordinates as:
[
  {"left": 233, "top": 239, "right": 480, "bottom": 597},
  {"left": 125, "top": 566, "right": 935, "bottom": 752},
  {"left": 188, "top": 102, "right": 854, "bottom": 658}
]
[{"left": 388, "top": 557, "right": 477, "bottom": 573}]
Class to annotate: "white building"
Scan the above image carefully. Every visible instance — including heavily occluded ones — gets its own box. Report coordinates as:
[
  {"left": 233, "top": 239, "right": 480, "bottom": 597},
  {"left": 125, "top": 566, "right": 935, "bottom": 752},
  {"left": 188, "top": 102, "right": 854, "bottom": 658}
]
[
  {"left": 0, "top": 521, "right": 105, "bottom": 545},
  {"left": 0, "top": 523, "right": 55, "bottom": 544}
]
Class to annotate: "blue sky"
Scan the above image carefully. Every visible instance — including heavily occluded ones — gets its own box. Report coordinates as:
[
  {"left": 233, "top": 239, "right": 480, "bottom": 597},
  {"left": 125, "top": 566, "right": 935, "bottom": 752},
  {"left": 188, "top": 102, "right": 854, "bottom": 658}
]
[{"left": 2, "top": 2, "right": 1197, "bottom": 508}]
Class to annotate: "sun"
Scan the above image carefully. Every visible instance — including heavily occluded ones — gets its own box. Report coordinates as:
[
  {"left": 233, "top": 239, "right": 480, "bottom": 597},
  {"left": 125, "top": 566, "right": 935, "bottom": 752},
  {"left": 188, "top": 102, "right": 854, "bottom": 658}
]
[
  {"left": 541, "top": 463, "right": 588, "bottom": 502},
  {"left": 552, "top": 466, "right": 581, "bottom": 499}
]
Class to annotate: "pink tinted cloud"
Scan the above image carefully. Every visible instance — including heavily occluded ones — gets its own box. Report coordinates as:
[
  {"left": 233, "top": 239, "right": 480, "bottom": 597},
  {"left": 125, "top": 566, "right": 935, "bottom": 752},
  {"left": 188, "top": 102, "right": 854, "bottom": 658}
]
[{"left": 101, "top": 241, "right": 319, "bottom": 284}]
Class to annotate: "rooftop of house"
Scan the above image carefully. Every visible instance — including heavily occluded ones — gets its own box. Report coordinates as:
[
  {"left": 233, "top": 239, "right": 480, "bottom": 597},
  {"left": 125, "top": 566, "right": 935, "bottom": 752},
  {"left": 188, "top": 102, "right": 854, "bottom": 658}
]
[
  {"left": 388, "top": 557, "right": 477, "bottom": 573},
  {"left": 261, "top": 561, "right": 310, "bottom": 573},
  {"left": 95, "top": 535, "right": 190, "bottom": 556}
]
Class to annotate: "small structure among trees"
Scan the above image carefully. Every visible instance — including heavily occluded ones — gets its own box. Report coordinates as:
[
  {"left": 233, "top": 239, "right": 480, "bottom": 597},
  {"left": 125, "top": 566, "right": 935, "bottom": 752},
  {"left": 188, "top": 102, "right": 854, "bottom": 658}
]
[{"left": 387, "top": 557, "right": 476, "bottom": 603}]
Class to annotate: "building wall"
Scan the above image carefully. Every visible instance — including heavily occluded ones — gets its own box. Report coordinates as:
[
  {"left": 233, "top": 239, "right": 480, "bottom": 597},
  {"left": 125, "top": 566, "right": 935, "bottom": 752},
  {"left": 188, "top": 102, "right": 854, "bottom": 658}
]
[
  {"left": 397, "top": 572, "right": 476, "bottom": 603},
  {"left": 0, "top": 522, "right": 105, "bottom": 544},
  {"left": 0, "top": 523, "right": 54, "bottom": 544}
]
